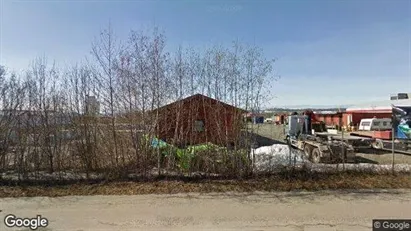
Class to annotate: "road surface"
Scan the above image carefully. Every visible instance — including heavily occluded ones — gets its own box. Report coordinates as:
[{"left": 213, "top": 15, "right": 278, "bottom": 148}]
[{"left": 1, "top": 190, "right": 411, "bottom": 231}]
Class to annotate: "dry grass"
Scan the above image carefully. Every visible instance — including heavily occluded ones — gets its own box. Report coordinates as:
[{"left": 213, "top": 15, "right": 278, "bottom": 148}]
[{"left": 1, "top": 171, "right": 411, "bottom": 197}]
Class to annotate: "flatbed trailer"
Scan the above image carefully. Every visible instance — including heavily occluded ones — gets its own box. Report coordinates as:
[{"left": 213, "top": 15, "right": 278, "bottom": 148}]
[
  {"left": 350, "top": 130, "right": 391, "bottom": 140},
  {"left": 375, "top": 139, "right": 411, "bottom": 155},
  {"left": 315, "top": 132, "right": 373, "bottom": 150},
  {"left": 350, "top": 131, "right": 411, "bottom": 155},
  {"left": 287, "top": 133, "right": 357, "bottom": 164}
]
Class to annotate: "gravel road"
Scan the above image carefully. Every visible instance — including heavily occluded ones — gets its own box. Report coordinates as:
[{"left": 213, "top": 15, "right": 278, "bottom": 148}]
[{"left": 1, "top": 190, "right": 411, "bottom": 231}]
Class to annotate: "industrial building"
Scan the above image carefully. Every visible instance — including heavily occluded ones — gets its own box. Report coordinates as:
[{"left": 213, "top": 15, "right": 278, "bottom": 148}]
[
  {"left": 312, "top": 111, "right": 343, "bottom": 129},
  {"left": 344, "top": 98, "right": 411, "bottom": 128},
  {"left": 311, "top": 93, "right": 411, "bottom": 131},
  {"left": 273, "top": 113, "right": 288, "bottom": 125},
  {"left": 85, "top": 95, "right": 100, "bottom": 115}
]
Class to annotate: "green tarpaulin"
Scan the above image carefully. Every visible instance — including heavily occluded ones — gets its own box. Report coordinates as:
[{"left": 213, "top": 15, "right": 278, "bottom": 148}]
[{"left": 143, "top": 135, "right": 226, "bottom": 170}]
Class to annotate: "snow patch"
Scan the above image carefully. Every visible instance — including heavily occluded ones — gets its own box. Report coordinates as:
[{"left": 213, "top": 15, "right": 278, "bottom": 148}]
[{"left": 251, "top": 144, "right": 309, "bottom": 172}]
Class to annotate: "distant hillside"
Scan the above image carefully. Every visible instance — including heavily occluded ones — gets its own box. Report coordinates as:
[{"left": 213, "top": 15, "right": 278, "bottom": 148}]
[
  {"left": 267, "top": 105, "right": 352, "bottom": 110},
  {"left": 264, "top": 107, "right": 347, "bottom": 113}
]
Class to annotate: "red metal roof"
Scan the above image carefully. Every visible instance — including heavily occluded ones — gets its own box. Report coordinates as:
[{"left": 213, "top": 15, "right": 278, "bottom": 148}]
[{"left": 346, "top": 99, "right": 411, "bottom": 113}]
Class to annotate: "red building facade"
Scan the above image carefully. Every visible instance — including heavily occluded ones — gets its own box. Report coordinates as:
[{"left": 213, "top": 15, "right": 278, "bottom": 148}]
[
  {"left": 312, "top": 111, "right": 391, "bottom": 129},
  {"left": 154, "top": 94, "right": 246, "bottom": 147},
  {"left": 342, "top": 112, "right": 392, "bottom": 127},
  {"left": 313, "top": 112, "right": 342, "bottom": 127}
]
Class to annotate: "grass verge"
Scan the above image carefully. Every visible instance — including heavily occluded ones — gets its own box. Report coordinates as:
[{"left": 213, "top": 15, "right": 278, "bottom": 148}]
[{"left": 1, "top": 171, "right": 411, "bottom": 197}]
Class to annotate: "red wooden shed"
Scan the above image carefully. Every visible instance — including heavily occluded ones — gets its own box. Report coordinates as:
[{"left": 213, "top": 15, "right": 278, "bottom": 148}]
[{"left": 152, "top": 94, "right": 246, "bottom": 147}]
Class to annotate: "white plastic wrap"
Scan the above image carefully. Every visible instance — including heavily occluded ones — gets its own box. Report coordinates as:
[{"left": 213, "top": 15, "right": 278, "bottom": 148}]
[{"left": 250, "top": 144, "right": 309, "bottom": 172}]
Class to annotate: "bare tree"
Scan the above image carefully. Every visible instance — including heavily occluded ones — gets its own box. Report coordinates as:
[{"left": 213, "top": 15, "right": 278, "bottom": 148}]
[
  {"left": 171, "top": 45, "right": 186, "bottom": 147},
  {"left": 147, "top": 28, "right": 170, "bottom": 176},
  {"left": 65, "top": 64, "right": 100, "bottom": 176},
  {"left": 91, "top": 22, "right": 121, "bottom": 167},
  {"left": 122, "top": 30, "right": 153, "bottom": 175},
  {"left": 27, "top": 57, "right": 63, "bottom": 173},
  {"left": 186, "top": 48, "right": 201, "bottom": 95},
  {"left": 0, "top": 69, "right": 28, "bottom": 174}
]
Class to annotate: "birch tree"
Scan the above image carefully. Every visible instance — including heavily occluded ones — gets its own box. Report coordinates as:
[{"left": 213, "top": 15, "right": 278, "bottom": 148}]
[
  {"left": 147, "top": 28, "right": 170, "bottom": 175},
  {"left": 65, "top": 64, "right": 99, "bottom": 174},
  {"left": 91, "top": 22, "right": 121, "bottom": 167}
]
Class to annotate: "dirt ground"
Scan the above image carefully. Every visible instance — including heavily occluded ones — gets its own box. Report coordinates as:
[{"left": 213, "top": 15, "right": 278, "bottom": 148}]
[
  {"left": 250, "top": 123, "right": 287, "bottom": 142},
  {"left": 1, "top": 190, "right": 410, "bottom": 231},
  {"left": 251, "top": 123, "right": 411, "bottom": 165}
]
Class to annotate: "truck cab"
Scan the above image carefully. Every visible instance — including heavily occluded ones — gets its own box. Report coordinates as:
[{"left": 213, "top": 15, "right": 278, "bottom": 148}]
[{"left": 287, "top": 115, "right": 309, "bottom": 138}]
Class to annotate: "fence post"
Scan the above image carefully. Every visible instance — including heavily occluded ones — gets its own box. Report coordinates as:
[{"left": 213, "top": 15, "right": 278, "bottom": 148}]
[
  {"left": 341, "top": 129, "right": 345, "bottom": 171},
  {"left": 392, "top": 127, "right": 395, "bottom": 174}
]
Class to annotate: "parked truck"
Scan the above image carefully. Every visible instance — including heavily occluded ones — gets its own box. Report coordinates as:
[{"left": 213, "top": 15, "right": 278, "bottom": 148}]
[
  {"left": 350, "top": 105, "right": 411, "bottom": 154},
  {"left": 285, "top": 112, "right": 370, "bottom": 163}
]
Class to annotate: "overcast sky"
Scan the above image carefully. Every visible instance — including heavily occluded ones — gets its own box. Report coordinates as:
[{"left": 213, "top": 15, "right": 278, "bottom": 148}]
[{"left": 1, "top": 0, "right": 410, "bottom": 108}]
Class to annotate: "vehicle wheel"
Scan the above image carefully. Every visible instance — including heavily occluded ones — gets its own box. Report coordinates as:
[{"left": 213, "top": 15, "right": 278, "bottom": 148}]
[
  {"left": 304, "top": 144, "right": 312, "bottom": 156},
  {"left": 310, "top": 148, "right": 321, "bottom": 163},
  {"left": 285, "top": 136, "right": 291, "bottom": 145},
  {"left": 372, "top": 140, "right": 383, "bottom": 149}
]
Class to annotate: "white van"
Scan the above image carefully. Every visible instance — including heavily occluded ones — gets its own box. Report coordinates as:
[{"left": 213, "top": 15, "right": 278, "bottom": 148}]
[{"left": 358, "top": 118, "right": 392, "bottom": 131}]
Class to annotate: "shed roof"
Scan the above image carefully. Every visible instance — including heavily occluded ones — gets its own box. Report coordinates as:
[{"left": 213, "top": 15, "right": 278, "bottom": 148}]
[{"left": 153, "top": 94, "right": 247, "bottom": 113}]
